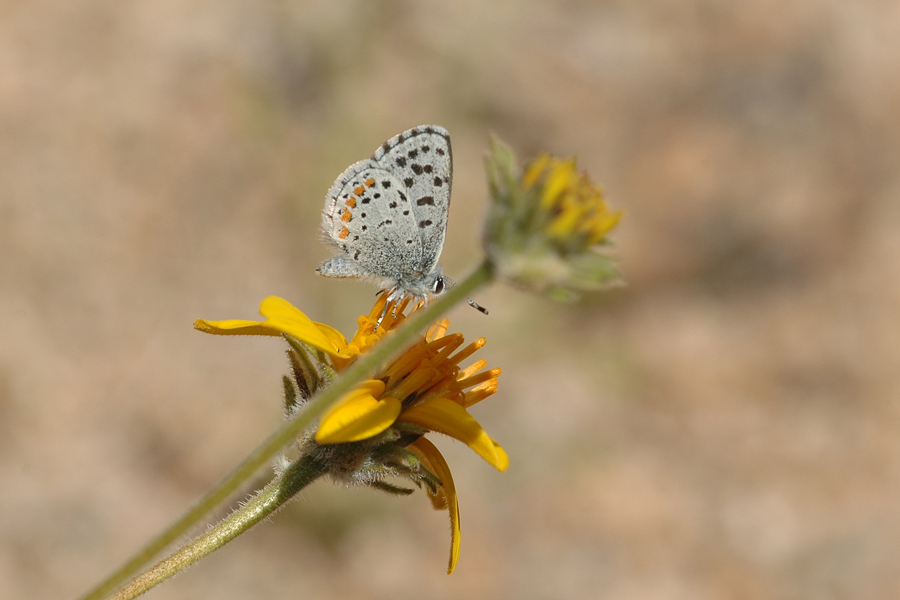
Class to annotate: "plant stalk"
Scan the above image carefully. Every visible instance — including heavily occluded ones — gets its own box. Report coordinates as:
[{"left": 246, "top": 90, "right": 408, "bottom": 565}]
[{"left": 110, "top": 453, "right": 327, "bottom": 600}]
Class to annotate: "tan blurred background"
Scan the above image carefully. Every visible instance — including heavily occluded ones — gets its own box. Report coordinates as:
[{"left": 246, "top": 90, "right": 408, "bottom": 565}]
[{"left": 2, "top": 1, "right": 899, "bottom": 598}]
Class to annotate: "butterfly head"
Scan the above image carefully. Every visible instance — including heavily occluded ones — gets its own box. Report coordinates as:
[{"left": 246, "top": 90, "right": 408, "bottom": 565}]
[
  {"left": 396, "top": 265, "right": 447, "bottom": 300},
  {"left": 432, "top": 274, "right": 446, "bottom": 294}
]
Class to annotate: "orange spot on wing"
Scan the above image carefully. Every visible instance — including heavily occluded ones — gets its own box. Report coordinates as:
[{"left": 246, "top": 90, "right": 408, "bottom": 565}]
[
  {"left": 354, "top": 186, "right": 365, "bottom": 195},
  {"left": 341, "top": 210, "right": 353, "bottom": 222},
  {"left": 365, "top": 178, "right": 376, "bottom": 187},
  {"left": 345, "top": 197, "right": 357, "bottom": 208},
  {"left": 339, "top": 226, "right": 350, "bottom": 239}
]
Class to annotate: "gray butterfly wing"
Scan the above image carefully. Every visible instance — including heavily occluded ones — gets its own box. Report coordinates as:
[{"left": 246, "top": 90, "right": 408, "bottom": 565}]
[
  {"left": 321, "top": 159, "right": 422, "bottom": 281},
  {"left": 372, "top": 125, "right": 452, "bottom": 274}
]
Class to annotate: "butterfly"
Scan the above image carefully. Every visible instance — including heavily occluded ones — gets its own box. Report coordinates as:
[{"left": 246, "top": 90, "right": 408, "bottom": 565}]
[{"left": 318, "top": 125, "right": 487, "bottom": 316}]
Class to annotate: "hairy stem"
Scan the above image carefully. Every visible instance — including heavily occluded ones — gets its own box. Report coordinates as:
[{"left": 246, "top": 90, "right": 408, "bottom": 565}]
[
  {"left": 78, "top": 260, "right": 494, "bottom": 600},
  {"left": 111, "top": 453, "right": 327, "bottom": 600}
]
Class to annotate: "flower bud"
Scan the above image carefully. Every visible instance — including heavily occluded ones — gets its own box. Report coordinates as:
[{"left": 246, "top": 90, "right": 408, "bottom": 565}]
[{"left": 483, "top": 136, "right": 623, "bottom": 301}]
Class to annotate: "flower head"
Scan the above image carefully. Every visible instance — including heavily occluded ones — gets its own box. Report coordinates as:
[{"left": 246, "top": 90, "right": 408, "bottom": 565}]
[
  {"left": 195, "top": 294, "right": 506, "bottom": 573},
  {"left": 483, "top": 136, "right": 623, "bottom": 301}
]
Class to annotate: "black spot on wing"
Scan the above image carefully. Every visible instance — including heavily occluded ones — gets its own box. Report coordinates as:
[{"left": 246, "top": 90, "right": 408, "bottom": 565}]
[
  {"left": 404, "top": 177, "right": 413, "bottom": 187},
  {"left": 421, "top": 145, "right": 430, "bottom": 153},
  {"left": 434, "top": 177, "right": 443, "bottom": 187},
  {"left": 423, "top": 165, "right": 433, "bottom": 174},
  {"left": 411, "top": 164, "right": 423, "bottom": 175},
  {"left": 382, "top": 180, "right": 391, "bottom": 188},
  {"left": 396, "top": 157, "right": 407, "bottom": 167},
  {"left": 419, "top": 219, "right": 433, "bottom": 228},
  {"left": 407, "top": 149, "right": 418, "bottom": 159},
  {"left": 416, "top": 196, "right": 435, "bottom": 206},
  {"left": 436, "top": 148, "right": 445, "bottom": 155}
]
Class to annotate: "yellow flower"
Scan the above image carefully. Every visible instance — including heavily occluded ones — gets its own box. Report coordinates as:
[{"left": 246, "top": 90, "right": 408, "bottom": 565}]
[
  {"left": 483, "top": 136, "right": 623, "bottom": 301},
  {"left": 314, "top": 314, "right": 506, "bottom": 574},
  {"left": 195, "top": 295, "right": 506, "bottom": 573}
]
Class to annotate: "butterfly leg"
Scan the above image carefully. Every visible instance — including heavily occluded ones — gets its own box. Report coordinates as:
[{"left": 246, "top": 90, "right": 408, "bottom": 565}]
[{"left": 377, "top": 287, "right": 401, "bottom": 328}]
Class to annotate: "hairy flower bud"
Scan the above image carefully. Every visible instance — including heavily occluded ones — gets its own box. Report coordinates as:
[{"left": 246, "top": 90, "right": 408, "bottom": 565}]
[{"left": 483, "top": 136, "right": 623, "bottom": 301}]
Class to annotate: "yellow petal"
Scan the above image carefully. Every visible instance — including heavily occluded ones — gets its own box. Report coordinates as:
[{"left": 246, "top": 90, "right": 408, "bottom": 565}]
[
  {"left": 522, "top": 153, "right": 551, "bottom": 189},
  {"left": 541, "top": 159, "right": 577, "bottom": 209},
  {"left": 258, "top": 296, "right": 353, "bottom": 358},
  {"left": 399, "top": 398, "right": 509, "bottom": 472},
  {"left": 313, "top": 322, "right": 353, "bottom": 355},
  {"left": 315, "top": 380, "right": 401, "bottom": 443},
  {"left": 586, "top": 209, "right": 623, "bottom": 244},
  {"left": 193, "top": 319, "right": 283, "bottom": 337},
  {"left": 547, "top": 203, "right": 587, "bottom": 238},
  {"left": 409, "top": 437, "right": 460, "bottom": 574}
]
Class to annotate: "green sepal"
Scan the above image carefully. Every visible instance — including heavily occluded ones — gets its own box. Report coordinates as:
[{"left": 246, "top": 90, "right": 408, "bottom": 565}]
[
  {"left": 283, "top": 375, "right": 299, "bottom": 413},
  {"left": 369, "top": 480, "right": 414, "bottom": 496}
]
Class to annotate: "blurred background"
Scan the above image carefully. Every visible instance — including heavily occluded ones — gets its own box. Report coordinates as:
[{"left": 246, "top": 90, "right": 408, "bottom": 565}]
[{"left": 2, "top": 1, "right": 899, "bottom": 598}]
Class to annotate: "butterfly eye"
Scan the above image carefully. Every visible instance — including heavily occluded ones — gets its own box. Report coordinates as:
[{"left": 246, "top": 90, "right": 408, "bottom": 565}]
[{"left": 432, "top": 277, "right": 444, "bottom": 294}]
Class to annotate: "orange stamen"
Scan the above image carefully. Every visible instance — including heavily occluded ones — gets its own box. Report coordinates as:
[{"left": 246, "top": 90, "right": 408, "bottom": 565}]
[
  {"left": 448, "top": 337, "right": 486, "bottom": 365},
  {"left": 457, "top": 359, "right": 487, "bottom": 380},
  {"left": 390, "top": 365, "right": 439, "bottom": 402},
  {"left": 457, "top": 368, "right": 501, "bottom": 389},
  {"left": 463, "top": 379, "right": 498, "bottom": 407},
  {"left": 426, "top": 319, "right": 450, "bottom": 341}
]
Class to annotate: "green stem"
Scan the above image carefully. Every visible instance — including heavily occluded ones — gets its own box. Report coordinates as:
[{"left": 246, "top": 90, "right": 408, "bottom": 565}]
[
  {"left": 110, "top": 453, "right": 328, "bottom": 600},
  {"left": 78, "top": 260, "right": 494, "bottom": 600}
]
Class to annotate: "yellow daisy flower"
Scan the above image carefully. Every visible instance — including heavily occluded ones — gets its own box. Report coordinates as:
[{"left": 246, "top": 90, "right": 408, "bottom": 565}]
[{"left": 195, "top": 294, "right": 506, "bottom": 573}]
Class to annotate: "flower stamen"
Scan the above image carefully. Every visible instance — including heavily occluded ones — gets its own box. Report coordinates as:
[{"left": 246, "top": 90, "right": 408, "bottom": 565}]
[
  {"left": 457, "top": 367, "right": 501, "bottom": 389},
  {"left": 426, "top": 318, "right": 450, "bottom": 341},
  {"left": 389, "top": 365, "right": 440, "bottom": 402},
  {"left": 457, "top": 359, "right": 487, "bottom": 381},
  {"left": 462, "top": 379, "right": 499, "bottom": 407},
  {"left": 448, "top": 337, "right": 487, "bottom": 366}
]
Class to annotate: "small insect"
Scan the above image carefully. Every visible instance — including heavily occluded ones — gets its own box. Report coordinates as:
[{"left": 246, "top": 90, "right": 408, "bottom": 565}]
[{"left": 317, "top": 125, "right": 487, "bottom": 316}]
